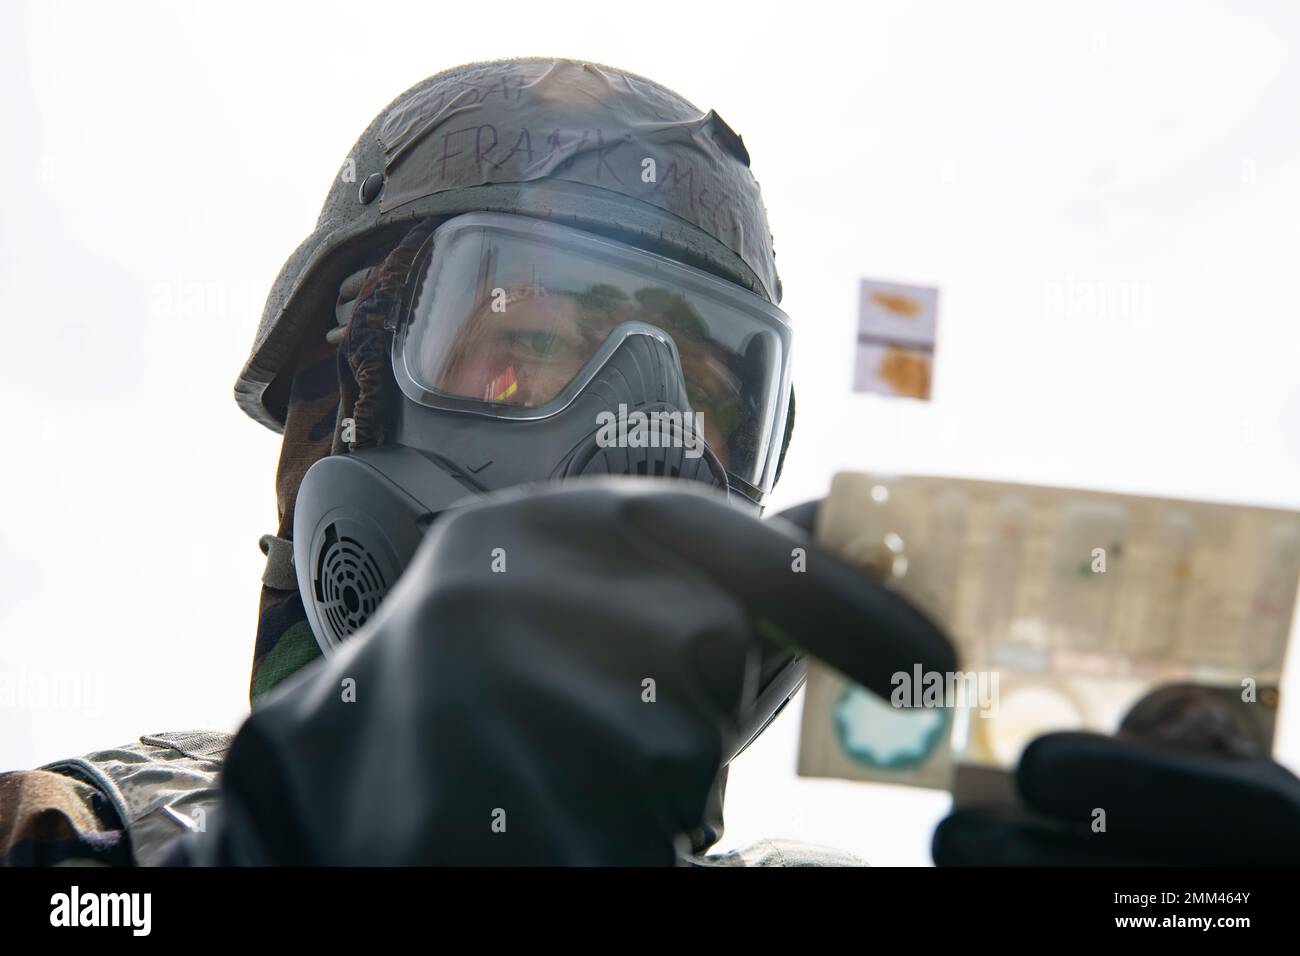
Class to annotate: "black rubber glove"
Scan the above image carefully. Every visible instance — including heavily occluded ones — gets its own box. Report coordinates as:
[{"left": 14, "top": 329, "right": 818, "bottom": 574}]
[
  {"left": 195, "top": 480, "right": 953, "bottom": 865},
  {"left": 934, "top": 689, "right": 1300, "bottom": 866}
]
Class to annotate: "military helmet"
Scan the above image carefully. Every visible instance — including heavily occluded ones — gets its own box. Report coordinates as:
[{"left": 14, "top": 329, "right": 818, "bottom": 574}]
[{"left": 234, "top": 57, "right": 783, "bottom": 431}]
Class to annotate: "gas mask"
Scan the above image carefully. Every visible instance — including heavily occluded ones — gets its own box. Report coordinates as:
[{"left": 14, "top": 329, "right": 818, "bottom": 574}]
[{"left": 293, "top": 212, "right": 794, "bottom": 654}]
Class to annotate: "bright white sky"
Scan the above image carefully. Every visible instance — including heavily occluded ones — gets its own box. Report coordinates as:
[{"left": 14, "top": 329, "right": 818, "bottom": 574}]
[{"left": 2, "top": 0, "right": 1299, "bottom": 865}]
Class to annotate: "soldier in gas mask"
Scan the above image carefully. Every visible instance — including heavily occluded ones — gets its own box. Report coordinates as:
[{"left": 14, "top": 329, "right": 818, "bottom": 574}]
[{"left": 1, "top": 58, "right": 953, "bottom": 866}]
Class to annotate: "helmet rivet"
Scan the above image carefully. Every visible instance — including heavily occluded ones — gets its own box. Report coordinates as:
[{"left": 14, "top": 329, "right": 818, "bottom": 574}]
[{"left": 358, "top": 172, "right": 384, "bottom": 205}]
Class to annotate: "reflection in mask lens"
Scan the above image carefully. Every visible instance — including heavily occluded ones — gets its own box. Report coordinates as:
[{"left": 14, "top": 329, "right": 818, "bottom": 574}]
[{"left": 432, "top": 283, "right": 747, "bottom": 459}]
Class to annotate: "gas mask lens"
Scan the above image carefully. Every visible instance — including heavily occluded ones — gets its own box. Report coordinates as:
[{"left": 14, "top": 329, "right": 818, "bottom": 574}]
[{"left": 391, "top": 213, "right": 793, "bottom": 495}]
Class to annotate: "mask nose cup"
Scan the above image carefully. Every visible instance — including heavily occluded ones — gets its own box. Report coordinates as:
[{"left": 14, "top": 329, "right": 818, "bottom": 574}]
[{"left": 555, "top": 331, "right": 730, "bottom": 494}]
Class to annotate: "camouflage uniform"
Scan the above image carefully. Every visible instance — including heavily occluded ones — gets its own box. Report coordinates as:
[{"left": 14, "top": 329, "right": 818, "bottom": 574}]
[{"left": 2, "top": 733, "right": 230, "bottom": 866}]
